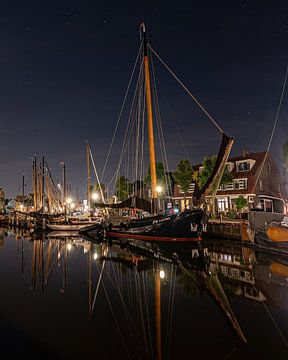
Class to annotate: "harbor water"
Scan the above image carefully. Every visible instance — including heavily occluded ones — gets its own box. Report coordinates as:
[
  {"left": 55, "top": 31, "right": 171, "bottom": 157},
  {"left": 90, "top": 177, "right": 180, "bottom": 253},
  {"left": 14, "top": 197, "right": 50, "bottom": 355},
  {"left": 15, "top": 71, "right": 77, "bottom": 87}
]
[{"left": 0, "top": 228, "right": 288, "bottom": 359}]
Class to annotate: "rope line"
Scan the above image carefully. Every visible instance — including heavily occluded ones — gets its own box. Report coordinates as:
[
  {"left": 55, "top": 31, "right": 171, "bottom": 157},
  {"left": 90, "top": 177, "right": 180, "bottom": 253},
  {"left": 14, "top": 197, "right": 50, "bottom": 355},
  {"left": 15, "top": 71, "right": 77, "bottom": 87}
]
[
  {"left": 149, "top": 44, "right": 224, "bottom": 134},
  {"left": 101, "top": 43, "right": 142, "bottom": 182},
  {"left": 252, "top": 66, "right": 288, "bottom": 194}
]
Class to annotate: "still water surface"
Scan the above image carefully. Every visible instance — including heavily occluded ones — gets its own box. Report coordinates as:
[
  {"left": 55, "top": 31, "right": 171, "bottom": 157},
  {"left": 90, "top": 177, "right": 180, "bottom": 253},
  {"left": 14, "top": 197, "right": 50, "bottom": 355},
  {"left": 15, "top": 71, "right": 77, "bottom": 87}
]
[{"left": 0, "top": 228, "right": 288, "bottom": 359}]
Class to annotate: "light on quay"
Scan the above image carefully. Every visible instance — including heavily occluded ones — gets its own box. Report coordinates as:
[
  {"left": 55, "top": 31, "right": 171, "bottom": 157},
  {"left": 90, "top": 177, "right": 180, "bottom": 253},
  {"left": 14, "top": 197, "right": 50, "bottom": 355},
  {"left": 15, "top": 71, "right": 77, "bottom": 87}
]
[{"left": 91, "top": 192, "right": 99, "bottom": 201}]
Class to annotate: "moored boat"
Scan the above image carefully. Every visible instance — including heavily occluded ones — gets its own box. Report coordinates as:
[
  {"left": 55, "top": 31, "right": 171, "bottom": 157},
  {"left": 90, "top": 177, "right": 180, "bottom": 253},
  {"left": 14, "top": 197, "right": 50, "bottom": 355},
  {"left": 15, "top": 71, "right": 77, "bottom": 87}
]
[{"left": 82, "top": 24, "right": 233, "bottom": 243}]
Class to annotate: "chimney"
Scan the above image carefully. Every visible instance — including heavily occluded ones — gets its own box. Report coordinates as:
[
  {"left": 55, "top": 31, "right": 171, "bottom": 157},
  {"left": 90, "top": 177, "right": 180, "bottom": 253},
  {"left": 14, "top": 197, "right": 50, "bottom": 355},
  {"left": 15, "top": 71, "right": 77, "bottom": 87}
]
[{"left": 242, "top": 148, "right": 249, "bottom": 158}]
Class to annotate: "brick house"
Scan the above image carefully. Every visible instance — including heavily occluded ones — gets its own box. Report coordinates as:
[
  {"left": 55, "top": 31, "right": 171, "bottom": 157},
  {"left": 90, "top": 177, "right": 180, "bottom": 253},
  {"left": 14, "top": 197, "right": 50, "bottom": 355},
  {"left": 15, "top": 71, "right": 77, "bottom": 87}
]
[{"left": 173, "top": 151, "right": 286, "bottom": 214}]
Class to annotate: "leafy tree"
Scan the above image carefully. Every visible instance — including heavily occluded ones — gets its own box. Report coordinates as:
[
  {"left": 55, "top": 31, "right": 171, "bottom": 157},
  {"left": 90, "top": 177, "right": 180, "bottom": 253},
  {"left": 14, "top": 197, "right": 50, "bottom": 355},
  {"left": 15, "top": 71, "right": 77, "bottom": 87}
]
[
  {"left": 144, "top": 162, "right": 166, "bottom": 193},
  {"left": 235, "top": 195, "right": 248, "bottom": 212},
  {"left": 193, "top": 155, "right": 233, "bottom": 189},
  {"left": 173, "top": 159, "right": 193, "bottom": 208},
  {"left": 115, "top": 176, "right": 133, "bottom": 201}
]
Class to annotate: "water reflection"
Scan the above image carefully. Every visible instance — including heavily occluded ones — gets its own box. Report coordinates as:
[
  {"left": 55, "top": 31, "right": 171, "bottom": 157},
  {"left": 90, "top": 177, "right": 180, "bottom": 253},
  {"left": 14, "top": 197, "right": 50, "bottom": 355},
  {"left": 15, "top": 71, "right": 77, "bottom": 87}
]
[{"left": 1, "top": 227, "right": 288, "bottom": 358}]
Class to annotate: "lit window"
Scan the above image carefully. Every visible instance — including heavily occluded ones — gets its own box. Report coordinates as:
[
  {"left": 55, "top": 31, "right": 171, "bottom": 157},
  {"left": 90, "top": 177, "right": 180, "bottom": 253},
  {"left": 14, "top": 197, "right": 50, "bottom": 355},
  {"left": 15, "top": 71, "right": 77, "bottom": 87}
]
[
  {"left": 237, "top": 162, "right": 250, "bottom": 172},
  {"left": 234, "top": 179, "right": 247, "bottom": 189}
]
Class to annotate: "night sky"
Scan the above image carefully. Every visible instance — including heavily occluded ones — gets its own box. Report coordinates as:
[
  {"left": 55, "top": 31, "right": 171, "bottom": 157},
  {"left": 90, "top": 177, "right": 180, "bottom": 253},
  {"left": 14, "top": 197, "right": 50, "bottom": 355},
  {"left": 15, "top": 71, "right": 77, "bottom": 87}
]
[{"left": 1, "top": 1, "right": 288, "bottom": 198}]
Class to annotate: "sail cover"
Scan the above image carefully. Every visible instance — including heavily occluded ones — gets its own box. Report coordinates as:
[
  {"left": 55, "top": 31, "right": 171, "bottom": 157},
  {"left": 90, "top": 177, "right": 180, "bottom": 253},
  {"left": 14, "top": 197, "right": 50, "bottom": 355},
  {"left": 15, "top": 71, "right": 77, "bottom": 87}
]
[
  {"left": 193, "top": 133, "right": 234, "bottom": 203},
  {"left": 94, "top": 196, "right": 152, "bottom": 213}
]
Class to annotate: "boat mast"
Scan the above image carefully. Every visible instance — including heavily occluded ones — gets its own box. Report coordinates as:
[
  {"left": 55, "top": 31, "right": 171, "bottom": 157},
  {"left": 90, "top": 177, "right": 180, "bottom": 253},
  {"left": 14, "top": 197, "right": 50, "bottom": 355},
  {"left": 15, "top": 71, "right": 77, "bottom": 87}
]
[
  {"left": 33, "top": 155, "right": 38, "bottom": 211},
  {"left": 86, "top": 142, "right": 91, "bottom": 212},
  {"left": 141, "top": 23, "right": 158, "bottom": 214}
]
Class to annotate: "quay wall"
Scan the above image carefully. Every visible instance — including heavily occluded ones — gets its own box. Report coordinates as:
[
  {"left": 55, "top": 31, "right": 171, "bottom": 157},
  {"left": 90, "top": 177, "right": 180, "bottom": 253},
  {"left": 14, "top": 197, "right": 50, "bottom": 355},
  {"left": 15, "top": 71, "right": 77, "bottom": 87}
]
[{"left": 204, "top": 219, "right": 248, "bottom": 241}]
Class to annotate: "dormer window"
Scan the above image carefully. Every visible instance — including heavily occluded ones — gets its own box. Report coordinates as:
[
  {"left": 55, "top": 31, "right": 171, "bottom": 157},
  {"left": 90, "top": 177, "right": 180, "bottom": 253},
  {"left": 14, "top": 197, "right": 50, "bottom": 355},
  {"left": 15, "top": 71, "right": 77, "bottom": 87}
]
[{"left": 237, "top": 161, "right": 250, "bottom": 172}]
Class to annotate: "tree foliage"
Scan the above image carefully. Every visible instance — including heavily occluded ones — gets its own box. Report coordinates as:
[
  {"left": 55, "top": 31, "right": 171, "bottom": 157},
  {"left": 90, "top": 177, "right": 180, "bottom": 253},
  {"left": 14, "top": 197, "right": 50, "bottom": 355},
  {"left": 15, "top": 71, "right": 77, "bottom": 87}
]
[
  {"left": 235, "top": 195, "right": 248, "bottom": 211},
  {"left": 193, "top": 155, "right": 233, "bottom": 189},
  {"left": 173, "top": 159, "right": 193, "bottom": 195},
  {"left": 144, "top": 162, "right": 166, "bottom": 190},
  {"left": 115, "top": 176, "right": 133, "bottom": 202}
]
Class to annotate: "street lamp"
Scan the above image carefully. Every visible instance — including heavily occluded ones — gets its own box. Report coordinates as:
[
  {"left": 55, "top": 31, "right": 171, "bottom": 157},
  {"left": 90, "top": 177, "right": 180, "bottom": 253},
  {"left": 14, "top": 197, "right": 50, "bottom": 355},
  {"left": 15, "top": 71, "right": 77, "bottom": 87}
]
[
  {"left": 156, "top": 185, "right": 163, "bottom": 213},
  {"left": 156, "top": 185, "right": 162, "bottom": 194},
  {"left": 91, "top": 192, "right": 99, "bottom": 201}
]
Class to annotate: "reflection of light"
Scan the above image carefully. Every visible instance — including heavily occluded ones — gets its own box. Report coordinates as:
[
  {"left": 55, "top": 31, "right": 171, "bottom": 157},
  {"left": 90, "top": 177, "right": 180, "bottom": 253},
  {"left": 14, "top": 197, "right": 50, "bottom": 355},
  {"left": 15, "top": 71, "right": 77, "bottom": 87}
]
[
  {"left": 57, "top": 183, "right": 61, "bottom": 189},
  {"left": 159, "top": 270, "right": 165, "bottom": 279},
  {"left": 174, "top": 208, "right": 179, "bottom": 214},
  {"left": 66, "top": 197, "right": 72, "bottom": 204},
  {"left": 67, "top": 243, "right": 72, "bottom": 251},
  {"left": 91, "top": 192, "right": 99, "bottom": 201},
  {"left": 93, "top": 253, "right": 98, "bottom": 260},
  {"left": 19, "top": 204, "right": 24, "bottom": 210},
  {"left": 70, "top": 203, "right": 75, "bottom": 209},
  {"left": 156, "top": 185, "right": 162, "bottom": 193},
  {"left": 57, "top": 251, "right": 61, "bottom": 259}
]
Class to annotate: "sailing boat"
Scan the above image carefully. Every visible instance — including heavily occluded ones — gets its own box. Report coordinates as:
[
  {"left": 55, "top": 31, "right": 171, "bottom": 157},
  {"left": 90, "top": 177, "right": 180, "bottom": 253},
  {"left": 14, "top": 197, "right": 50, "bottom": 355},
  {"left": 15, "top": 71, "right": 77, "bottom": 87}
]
[{"left": 82, "top": 24, "right": 233, "bottom": 242}]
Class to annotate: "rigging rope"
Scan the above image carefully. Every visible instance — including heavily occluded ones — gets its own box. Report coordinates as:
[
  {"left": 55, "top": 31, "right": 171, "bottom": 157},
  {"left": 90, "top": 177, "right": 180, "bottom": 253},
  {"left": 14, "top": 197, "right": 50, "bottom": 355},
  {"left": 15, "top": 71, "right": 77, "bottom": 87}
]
[
  {"left": 252, "top": 66, "right": 288, "bottom": 194},
  {"left": 107, "top": 60, "right": 144, "bottom": 192},
  {"left": 150, "top": 48, "right": 173, "bottom": 197},
  {"left": 89, "top": 148, "right": 106, "bottom": 204},
  {"left": 101, "top": 44, "right": 142, "bottom": 182},
  {"left": 149, "top": 44, "right": 224, "bottom": 135}
]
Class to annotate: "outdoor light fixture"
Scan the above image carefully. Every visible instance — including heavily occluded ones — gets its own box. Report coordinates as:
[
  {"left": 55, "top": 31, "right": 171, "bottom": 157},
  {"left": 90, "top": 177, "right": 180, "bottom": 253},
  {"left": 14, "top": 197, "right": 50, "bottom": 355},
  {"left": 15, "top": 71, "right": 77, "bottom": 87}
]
[
  {"left": 91, "top": 192, "right": 99, "bottom": 201},
  {"left": 159, "top": 270, "right": 165, "bottom": 279},
  {"left": 156, "top": 185, "right": 162, "bottom": 193}
]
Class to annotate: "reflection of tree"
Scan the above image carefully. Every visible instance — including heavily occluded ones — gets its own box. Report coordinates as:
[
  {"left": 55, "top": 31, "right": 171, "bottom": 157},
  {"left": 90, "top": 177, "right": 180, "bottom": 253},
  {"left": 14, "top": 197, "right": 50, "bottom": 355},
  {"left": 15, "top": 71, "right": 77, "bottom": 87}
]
[{"left": 178, "top": 272, "right": 197, "bottom": 297}]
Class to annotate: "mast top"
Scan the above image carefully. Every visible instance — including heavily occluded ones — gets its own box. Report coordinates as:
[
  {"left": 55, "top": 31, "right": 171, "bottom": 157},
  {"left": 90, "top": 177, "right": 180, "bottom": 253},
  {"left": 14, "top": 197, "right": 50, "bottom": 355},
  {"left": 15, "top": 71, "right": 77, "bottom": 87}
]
[{"left": 140, "top": 23, "right": 148, "bottom": 56}]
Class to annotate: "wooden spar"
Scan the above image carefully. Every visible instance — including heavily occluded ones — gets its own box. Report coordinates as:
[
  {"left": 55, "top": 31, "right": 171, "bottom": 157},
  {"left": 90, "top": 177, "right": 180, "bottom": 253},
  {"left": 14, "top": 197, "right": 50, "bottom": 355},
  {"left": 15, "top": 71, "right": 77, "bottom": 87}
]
[
  {"left": 42, "top": 157, "right": 45, "bottom": 211},
  {"left": 141, "top": 23, "right": 158, "bottom": 214},
  {"left": 33, "top": 156, "right": 38, "bottom": 211},
  {"left": 86, "top": 142, "right": 91, "bottom": 211},
  {"left": 155, "top": 267, "right": 162, "bottom": 360},
  {"left": 61, "top": 162, "right": 67, "bottom": 219}
]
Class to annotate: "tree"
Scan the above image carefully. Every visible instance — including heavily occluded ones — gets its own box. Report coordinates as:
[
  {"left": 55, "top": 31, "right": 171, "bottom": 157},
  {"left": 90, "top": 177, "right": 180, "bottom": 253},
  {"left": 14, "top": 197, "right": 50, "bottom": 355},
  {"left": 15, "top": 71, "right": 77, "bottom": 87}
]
[
  {"left": 193, "top": 155, "right": 233, "bottom": 189},
  {"left": 173, "top": 159, "right": 193, "bottom": 209},
  {"left": 144, "top": 162, "right": 166, "bottom": 193},
  {"left": 115, "top": 176, "right": 133, "bottom": 202},
  {"left": 235, "top": 195, "right": 248, "bottom": 212}
]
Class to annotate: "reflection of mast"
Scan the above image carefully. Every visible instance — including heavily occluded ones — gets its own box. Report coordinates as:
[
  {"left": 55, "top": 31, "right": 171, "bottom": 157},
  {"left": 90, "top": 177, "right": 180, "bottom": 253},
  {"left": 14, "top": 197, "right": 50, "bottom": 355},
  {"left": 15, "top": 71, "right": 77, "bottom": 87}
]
[
  {"left": 33, "top": 156, "right": 38, "bottom": 211},
  {"left": 88, "top": 246, "right": 92, "bottom": 317},
  {"left": 141, "top": 23, "right": 158, "bottom": 214},
  {"left": 155, "top": 266, "right": 162, "bottom": 360}
]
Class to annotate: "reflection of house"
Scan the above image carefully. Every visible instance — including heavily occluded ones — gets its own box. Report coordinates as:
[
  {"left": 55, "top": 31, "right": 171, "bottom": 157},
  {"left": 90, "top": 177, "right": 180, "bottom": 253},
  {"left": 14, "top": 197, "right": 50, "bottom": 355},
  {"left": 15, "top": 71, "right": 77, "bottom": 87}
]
[
  {"left": 206, "top": 240, "right": 265, "bottom": 302},
  {"left": 0, "top": 188, "right": 5, "bottom": 213},
  {"left": 173, "top": 151, "right": 285, "bottom": 213}
]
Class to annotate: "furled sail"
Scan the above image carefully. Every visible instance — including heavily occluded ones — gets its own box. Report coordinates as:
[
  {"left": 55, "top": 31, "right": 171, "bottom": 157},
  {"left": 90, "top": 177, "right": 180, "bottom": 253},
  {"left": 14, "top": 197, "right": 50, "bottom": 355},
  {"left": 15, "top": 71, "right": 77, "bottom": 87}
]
[
  {"left": 94, "top": 196, "right": 152, "bottom": 213},
  {"left": 193, "top": 133, "right": 234, "bottom": 205}
]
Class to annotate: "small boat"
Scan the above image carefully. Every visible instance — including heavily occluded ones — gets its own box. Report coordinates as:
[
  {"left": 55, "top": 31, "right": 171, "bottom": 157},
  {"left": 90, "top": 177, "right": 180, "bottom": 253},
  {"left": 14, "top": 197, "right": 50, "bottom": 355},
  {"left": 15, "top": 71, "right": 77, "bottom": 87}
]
[{"left": 47, "top": 223, "right": 93, "bottom": 231}]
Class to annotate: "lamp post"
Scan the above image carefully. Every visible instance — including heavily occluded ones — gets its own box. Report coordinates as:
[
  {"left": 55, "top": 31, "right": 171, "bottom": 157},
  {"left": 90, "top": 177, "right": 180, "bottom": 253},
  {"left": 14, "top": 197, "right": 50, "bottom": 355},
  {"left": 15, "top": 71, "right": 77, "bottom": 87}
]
[{"left": 156, "top": 185, "right": 162, "bottom": 213}]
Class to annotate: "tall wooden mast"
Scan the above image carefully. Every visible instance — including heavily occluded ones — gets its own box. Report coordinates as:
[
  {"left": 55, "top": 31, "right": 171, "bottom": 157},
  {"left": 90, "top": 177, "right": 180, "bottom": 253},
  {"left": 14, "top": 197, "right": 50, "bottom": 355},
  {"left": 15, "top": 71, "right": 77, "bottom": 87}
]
[
  {"left": 141, "top": 23, "right": 158, "bottom": 214},
  {"left": 86, "top": 142, "right": 91, "bottom": 212}
]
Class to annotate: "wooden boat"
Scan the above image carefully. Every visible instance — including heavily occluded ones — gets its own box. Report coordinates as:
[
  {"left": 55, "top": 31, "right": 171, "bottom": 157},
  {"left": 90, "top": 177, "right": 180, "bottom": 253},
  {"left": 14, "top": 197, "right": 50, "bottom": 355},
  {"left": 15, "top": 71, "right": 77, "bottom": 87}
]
[
  {"left": 82, "top": 24, "right": 233, "bottom": 242},
  {"left": 47, "top": 223, "right": 93, "bottom": 231}
]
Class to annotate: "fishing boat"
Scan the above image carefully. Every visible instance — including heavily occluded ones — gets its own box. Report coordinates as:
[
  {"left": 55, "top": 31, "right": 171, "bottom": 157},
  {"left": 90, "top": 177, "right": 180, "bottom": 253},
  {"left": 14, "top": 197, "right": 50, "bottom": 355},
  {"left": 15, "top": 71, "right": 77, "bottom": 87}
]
[{"left": 82, "top": 24, "right": 233, "bottom": 242}]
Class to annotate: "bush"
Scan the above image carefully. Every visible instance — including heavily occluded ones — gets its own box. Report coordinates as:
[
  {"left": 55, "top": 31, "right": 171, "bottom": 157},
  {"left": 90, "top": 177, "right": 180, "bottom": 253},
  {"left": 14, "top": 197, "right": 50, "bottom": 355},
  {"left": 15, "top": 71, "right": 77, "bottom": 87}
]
[{"left": 226, "top": 211, "right": 238, "bottom": 219}]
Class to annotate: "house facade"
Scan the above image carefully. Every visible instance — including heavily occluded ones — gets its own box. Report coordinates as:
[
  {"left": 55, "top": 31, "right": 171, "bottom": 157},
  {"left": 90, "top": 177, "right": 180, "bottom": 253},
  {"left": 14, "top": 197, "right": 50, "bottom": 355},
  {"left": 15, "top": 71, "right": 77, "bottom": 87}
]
[{"left": 173, "top": 151, "right": 286, "bottom": 214}]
